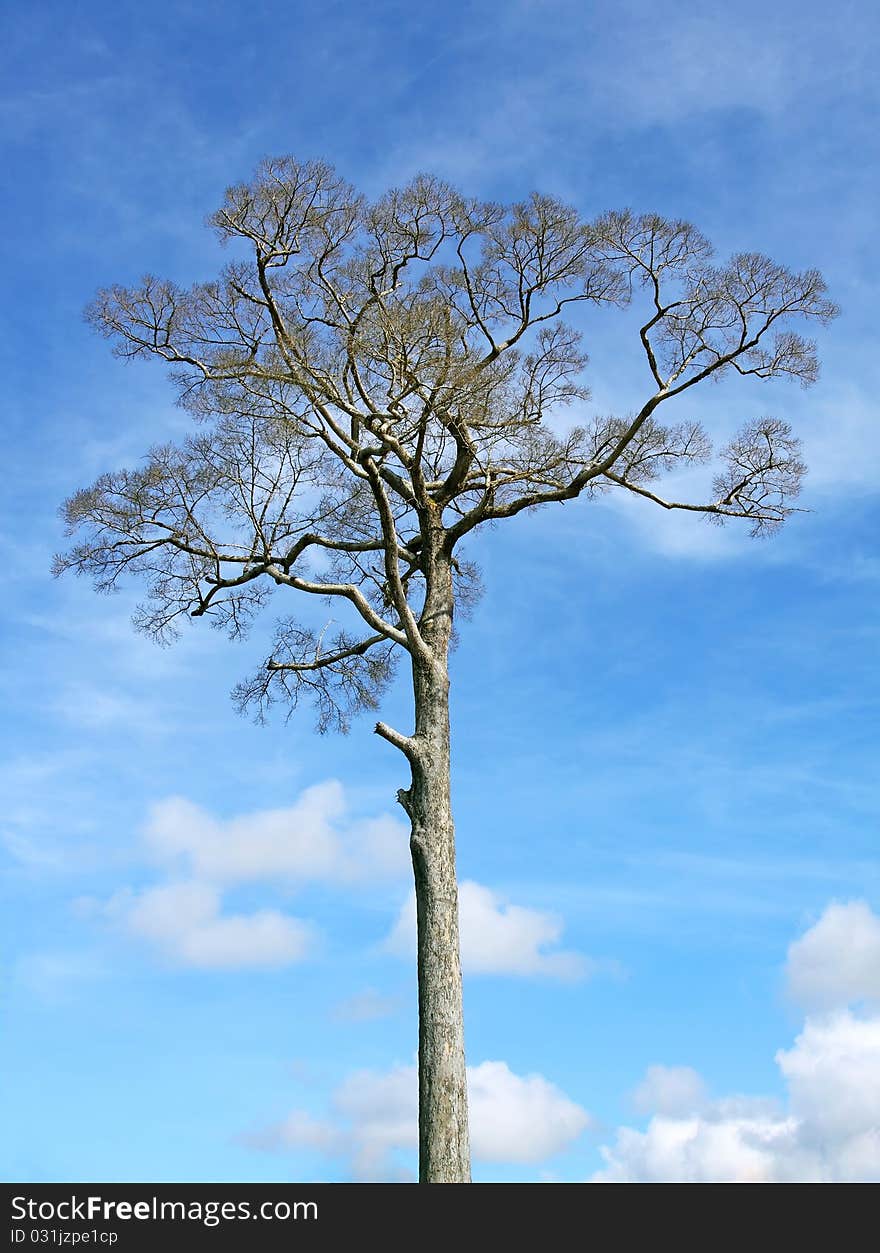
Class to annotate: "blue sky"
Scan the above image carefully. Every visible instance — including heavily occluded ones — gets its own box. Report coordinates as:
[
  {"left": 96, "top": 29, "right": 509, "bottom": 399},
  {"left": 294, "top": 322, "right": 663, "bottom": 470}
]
[{"left": 2, "top": 0, "right": 879, "bottom": 1182}]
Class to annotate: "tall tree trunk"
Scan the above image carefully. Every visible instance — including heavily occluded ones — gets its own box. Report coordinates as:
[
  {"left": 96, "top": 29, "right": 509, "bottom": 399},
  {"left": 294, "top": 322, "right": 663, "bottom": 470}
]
[
  {"left": 392, "top": 534, "right": 470, "bottom": 1183},
  {"left": 404, "top": 653, "right": 470, "bottom": 1182}
]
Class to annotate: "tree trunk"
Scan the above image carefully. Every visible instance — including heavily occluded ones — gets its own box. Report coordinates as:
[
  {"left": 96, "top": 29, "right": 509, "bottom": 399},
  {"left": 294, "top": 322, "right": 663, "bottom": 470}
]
[
  {"left": 404, "top": 653, "right": 470, "bottom": 1182},
  {"left": 387, "top": 529, "right": 470, "bottom": 1183}
]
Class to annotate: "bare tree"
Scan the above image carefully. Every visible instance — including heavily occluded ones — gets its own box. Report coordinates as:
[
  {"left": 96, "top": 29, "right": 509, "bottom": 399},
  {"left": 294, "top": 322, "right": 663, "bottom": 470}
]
[{"left": 56, "top": 158, "right": 837, "bottom": 1182}]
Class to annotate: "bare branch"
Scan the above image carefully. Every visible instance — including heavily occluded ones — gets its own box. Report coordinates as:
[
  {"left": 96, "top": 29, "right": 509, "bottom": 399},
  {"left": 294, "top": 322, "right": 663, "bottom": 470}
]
[
  {"left": 61, "top": 156, "right": 836, "bottom": 730},
  {"left": 234, "top": 617, "right": 399, "bottom": 734},
  {"left": 374, "top": 720, "right": 419, "bottom": 762},
  {"left": 602, "top": 417, "right": 806, "bottom": 535}
]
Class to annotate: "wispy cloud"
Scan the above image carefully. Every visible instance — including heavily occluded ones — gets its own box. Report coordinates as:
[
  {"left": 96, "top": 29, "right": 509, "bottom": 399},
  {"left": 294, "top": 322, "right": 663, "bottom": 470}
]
[
  {"left": 13, "top": 950, "right": 108, "bottom": 1004},
  {"left": 0, "top": 750, "right": 105, "bottom": 874},
  {"left": 330, "top": 988, "right": 401, "bottom": 1024}
]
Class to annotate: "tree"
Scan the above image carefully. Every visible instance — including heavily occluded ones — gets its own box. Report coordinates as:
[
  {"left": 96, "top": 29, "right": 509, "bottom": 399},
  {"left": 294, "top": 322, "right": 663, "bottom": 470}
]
[{"left": 55, "top": 157, "right": 837, "bottom": 1182}]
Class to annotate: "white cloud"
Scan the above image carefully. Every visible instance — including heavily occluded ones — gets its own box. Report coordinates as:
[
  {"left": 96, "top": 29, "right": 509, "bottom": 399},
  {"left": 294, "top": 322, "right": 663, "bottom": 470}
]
[
  {"left": 90, "top": 781, "right": 409, "bottom": 971},
  {"left": 384, "top": 879, "right": 589, "bottom": 979},
  {"left": 632, "top": 1065, "right": 708, "bottom": 1117},
  {"left": 593, "top": 1104, "right": 805, "bottom": 1183},
  {"left": 593, "top": 472, "right": 751, "bottom": 562},
  {"left": 52, "top": 680, "right": 165, "bottom": 735},
  {"left": 0, "top": 749, "right": 101, "bottom": 873},
  {"left": 255, "top": 1059, "right": 589, "bottom": 1180},
  {"left": 331, "top": 988, "right": 400, "bottom": 1023},
  {"left": 382, "top": 3, "right": 861, "bottom": 189},
  {"left": 468, "top": 1061, "right": 591, "bottom": 1163},
  {"left": 786, "top": 900, "right": 880, "bottom": 1010},
  {"left": 593, "top": 902, "right": 880, "bottom": 1182},
  {"left": 262, "top": 1110, "right": 342, "bottom": 1156},
  {"left": 144, "top": 781, "right": 408, "bottom": 886},
  {"left": 595, "top": 1012, "right": 880, "bottom": 1182},
  {"left": 800, "top": 387, "right": 880, "bottom": 494},
  {"left": 109, "top": 880, "right": 312, "bottom": 970},
  {"left": 331, "top": 1064, "right": 420, "bottom": 1180},
  {"left": 14, "top": 951, "right": 107, "bottom": 1004},
  {"left": 577, "top": 7, "right": 830, "bottom": 129},
  {"left": 778, "top": 1012, "right": 880, "bottom": 1152}
]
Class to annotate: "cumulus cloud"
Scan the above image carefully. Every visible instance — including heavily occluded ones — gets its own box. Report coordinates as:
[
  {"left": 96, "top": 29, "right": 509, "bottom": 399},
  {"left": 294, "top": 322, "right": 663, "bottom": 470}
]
[
  {"left": 595, "top": 1013, "right": 880, "bottom": 1182},
  {"left": 468, "top": 1061, "right": 591, "bottom": 1164},
  {"left": 95, "top": 781, "right": 409, "bottom": 971},
  {"left": 107, "top": 880, "right": 312, "bottom": 970},
  {"left": 252, "top": 1059, "right": 590, "bottom": 1180},
  {"left": 594, "top": 1103, "right": 802, "bottom": 1183},
  {"left": 786, "top": 899, "right": 880, "bottom": 1010},
  {"left": 592, "top": 901, "right": 880, "bottom": 1182},
  {"left": 778, "top": 1012, "right": 880, "bottom": 1155},
  {"left": 144, "top": 781, "right": 409, "bottom": 886},
  {"left": 384, "top": 880, "right": 590, "bottom": 979}
]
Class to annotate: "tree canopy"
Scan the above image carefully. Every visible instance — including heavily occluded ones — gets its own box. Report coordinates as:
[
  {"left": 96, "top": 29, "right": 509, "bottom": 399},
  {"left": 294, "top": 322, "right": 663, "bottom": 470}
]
[{"left": 57, "top": 157, "right": 836, "bottom": 731}]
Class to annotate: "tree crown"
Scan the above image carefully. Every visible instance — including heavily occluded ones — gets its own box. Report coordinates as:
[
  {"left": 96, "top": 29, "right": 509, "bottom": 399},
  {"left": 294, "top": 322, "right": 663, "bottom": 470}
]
[{"left": 56, "top": 156, "right": 837, "bottom": 731}]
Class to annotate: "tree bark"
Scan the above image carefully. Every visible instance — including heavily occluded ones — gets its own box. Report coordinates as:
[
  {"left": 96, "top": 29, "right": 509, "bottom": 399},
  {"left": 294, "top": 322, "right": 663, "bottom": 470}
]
[
  {"left": 403, "top": 654, "right": 470, "bottom": 1182},
  {"left": 396, "top": 537, "right": 470, "bottom": 1183}
]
